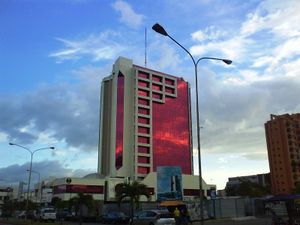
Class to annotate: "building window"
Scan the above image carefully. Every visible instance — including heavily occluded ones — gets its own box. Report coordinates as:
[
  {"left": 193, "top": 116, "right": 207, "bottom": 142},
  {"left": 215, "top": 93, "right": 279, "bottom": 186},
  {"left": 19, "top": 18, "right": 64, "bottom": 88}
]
[
  {"left": 138, "top": 156, "right": 150, "bottom": 164},
  {"left": 152, "top": 75, "right": 162, "bottom": 82},
  {"left": 138, "top": 72, "right": 150, "bottom": 79},
  {"left": 138, "top": 98, "right": 150, "bottom": 106},
  {"left": 138, "top": 126, "right": 150, "bottom": 134},
  {"left": 138, "top": 117, "right": 150, "bottom": 124},
  {"left": 138, "top": 107, "right": 150, "bottom": 115},
  {"left": 138, "top": 166, "right": 150, "bottom": 174},
  {"left": 152, "top": 92, "right": 163, "bottom": 100},
  {"left": 138, "top": 80, "right": 149, "bottom": 88},
  {"left": 138, "top": 89, "right": 150, "bottom": 97},
  {"left": 165, "top": 87, "right": 175, "bottom": 94},
  {"left": 138, "top": 136, "right": 150, "bottom": 144},
  {"left": 152, "top": 84, "right": 162, "bottom": 91},
  {"left": 138, "top": 146, "right": 150, "bottom": 154},
  {"left": 165, "top": 78, "right": 175, "bottom": 85}
]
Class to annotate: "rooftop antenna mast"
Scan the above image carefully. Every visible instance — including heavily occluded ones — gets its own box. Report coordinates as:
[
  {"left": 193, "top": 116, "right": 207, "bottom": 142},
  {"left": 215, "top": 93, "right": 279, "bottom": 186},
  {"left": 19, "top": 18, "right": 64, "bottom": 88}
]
[{"left": 144, "top": 28, "right": 147, "bottom": 67}]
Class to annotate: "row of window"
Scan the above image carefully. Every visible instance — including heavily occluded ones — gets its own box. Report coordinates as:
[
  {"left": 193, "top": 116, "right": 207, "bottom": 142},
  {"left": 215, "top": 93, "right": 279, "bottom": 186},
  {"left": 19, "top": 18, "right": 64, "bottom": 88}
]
[{"left": 138, "top": 71, "right": 175, "bottom": 86}]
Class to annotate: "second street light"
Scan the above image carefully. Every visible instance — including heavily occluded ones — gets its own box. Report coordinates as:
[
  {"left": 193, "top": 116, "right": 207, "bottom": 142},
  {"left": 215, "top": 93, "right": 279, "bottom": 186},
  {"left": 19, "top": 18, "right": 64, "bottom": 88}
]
[
  {"left": 152, "top": 23, "right": 232, "bottom": 224},
  {"left": 9, "top": 142, "right": 54, "bottom": 219}
]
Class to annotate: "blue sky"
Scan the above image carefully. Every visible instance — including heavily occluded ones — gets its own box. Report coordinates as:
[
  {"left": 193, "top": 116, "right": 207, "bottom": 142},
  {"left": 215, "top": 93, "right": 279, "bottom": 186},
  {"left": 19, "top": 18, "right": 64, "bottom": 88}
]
[{"left": 1, "top": 0, "right": 300, "bottom": 189}]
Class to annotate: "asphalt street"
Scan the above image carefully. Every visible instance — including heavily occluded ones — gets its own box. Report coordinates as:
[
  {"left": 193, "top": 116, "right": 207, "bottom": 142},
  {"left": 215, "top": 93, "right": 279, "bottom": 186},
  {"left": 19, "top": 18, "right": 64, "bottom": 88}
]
[
  {"left": 0, "top": 217, "right": 273, "bottom": 225},
  {"left": 61, "top": 217, "right": 273, "bottom": 225}
]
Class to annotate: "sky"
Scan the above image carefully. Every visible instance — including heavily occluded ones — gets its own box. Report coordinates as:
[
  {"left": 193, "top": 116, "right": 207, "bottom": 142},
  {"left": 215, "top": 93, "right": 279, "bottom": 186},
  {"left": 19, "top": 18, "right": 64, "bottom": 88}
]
[{"left": 1, "top": 0, "right": 300, "bottom": 190}]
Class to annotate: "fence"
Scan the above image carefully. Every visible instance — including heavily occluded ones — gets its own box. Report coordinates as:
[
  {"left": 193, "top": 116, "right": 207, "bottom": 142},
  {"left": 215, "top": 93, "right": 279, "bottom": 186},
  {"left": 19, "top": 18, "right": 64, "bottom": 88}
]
[{"left": 102, "top": 197, "right": 267, "bottom": 219}]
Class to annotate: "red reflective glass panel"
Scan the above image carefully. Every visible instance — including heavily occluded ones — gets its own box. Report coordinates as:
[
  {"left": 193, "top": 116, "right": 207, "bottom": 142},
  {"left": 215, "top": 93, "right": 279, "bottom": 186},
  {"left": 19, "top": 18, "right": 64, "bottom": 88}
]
[
  {"left": 138, "top": 136, "right": 150, "bottom": 144},
  {"left": 138, "top": 71, "right": 149, "bottom": 79},
  {"left": 152, "top": 75, "right": 162, "bottom": 82},
  {"left": 138, "top": 156, "right": 150, "bottom": 164},
  {"left": 165, "top": 87, "right": 175, "bottom": 94},
  {"left": 54, "top": 185, "right": 104, "bottom": 194},
  {"left": 152, "top": 92, "right": 163, "bottom": 100},
  {"left": 138, "top": 126, "right": 150, "bottom": 134},
  {"left": 165, "top": 78, "right": 175, "bottom": 85},
  {"left": 138, "top": 117, "right": 150, "bottom": 124},
  {"left": 152, "top": 78, "right": 192, "bottom": 174},
  {"left": 138, "top": 166, "right": 150, "bottom": 174},
  {"left": 138, "top": 89, "right": 149, "bottom": 97},
  {"left": 138, "top": 107, "right": 150, "bottom": 115},
  {"left": 115, "top": 74, "right": 124, "bottom": 169},
  {"left": 138, "top": 80, "right": 149, "bottom": 88},
  {"left": 69, "top": 185, "right": 104, "bottom": 194},
  {"left": 138, "top": 98, "right": 150, "bottom": 106},
  {"left": 152, "top": 84, "right": 162, "bottom": 91},
  {"left": 138, "top": 146, "right": 150, "bottom": 154}
]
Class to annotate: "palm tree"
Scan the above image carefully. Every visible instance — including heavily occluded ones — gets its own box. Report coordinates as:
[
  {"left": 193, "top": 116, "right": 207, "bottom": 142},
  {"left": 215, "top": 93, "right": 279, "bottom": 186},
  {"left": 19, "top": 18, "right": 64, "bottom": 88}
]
[
  {"left": 115, "top": 180, "right": 150, "bottom": 221},
  {"left": 70, "top": 193, "right": 95, "bottom": 225}
]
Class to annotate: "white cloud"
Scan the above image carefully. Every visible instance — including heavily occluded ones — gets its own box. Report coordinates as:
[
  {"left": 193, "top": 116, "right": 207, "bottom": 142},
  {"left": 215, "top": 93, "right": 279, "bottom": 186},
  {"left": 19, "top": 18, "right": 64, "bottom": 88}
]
[
  {"left": 282, "top": 58, "right": 300, "bottom": 77},
  {"left": 111, "top": 0, "right": 145, "bottom": 29},
  {"left": 251, "top": 56, "right": 274, "bottom": 68},
  {"left": 190, "top": 36, "right": 252, "bottom": 62},
  {"left": 0, "top": 132, "right": 8, "bottom": 142},
  {"left": 191, "top": 26, "right": 227, "bottom": 42},
  {"left": 273, "top": 37, "right": 300, "bottom": 61},
  {"left": 49, "top": 31, "right": 126, "bottom": 63},
  {"left": 241, "top": 0, "right": 300, "bottom": 38}
]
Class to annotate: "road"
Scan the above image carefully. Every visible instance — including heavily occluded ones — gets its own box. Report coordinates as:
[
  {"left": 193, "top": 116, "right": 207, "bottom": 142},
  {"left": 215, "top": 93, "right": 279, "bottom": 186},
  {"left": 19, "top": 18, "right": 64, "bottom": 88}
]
[
  {"left": 63, "top": 217, "right": 273, "bottom": 225},
  {"left": 0, "top": 217, "right": 273, "bottom": 225}
]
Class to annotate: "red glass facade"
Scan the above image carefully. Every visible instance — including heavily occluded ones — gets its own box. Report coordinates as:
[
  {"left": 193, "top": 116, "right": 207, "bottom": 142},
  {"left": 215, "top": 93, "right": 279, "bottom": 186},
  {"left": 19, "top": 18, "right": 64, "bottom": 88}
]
[
  {"left": 152, "top": 78, "right": 192, "bottom": 174},
  {"left": 109, "top": 63, "right": 192, "bottom": 176},
  {"left": 54, "top": 185, "right": 104, "bottom": 194},
  {"left": 135, "top": 66, "right": 192, "bottom": 175},
  {"left": 115, "top": 74, "right": 124, "bottom": 169}
]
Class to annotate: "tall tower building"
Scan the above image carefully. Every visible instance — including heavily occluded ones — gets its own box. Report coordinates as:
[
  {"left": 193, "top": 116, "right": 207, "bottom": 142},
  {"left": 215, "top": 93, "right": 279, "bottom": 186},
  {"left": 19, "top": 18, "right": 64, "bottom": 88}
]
[
  {"left": 265, "top": 113, "right": 300, "bottom": 194},
  {"left": 98, "top": 57, "right": 193, "bottom": 180}
]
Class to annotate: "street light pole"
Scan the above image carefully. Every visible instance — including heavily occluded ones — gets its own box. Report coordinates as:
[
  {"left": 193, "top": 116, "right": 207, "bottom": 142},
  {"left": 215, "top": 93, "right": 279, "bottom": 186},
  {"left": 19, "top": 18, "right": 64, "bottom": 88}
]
[
  {"left": 152, "top": 23, "right": 232, "bottom": 224},
  {"left": 27, "top": 169, "right": 41, "bottom": 203},
  {"left": 9, "top": 142, "right": 54, "bottom": 219}
]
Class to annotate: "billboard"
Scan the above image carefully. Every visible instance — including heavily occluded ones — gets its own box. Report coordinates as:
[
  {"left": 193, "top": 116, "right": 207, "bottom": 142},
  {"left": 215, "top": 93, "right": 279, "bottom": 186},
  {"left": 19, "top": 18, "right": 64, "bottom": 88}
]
[{"left": 157, "top": 166, "right": 182, "bottom": 201}]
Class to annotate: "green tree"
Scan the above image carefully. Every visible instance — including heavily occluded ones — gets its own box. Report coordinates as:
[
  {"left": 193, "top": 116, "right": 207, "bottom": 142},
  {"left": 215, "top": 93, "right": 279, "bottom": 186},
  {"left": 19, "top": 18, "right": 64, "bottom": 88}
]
[
  {"left": 226, "top": 180, "right": 270, "bottom": 197},
  {"left": 69, "top": 193, "right": 95, "bottom": 225},
  {"left": 115, "top": 181, "right": 150, "bottom": 220},
  {"left": 52, "top": 196, "right": 68, "bottom": 209},
  {"left": 292, "top": 182, "right": 300, "bottom": 194}
]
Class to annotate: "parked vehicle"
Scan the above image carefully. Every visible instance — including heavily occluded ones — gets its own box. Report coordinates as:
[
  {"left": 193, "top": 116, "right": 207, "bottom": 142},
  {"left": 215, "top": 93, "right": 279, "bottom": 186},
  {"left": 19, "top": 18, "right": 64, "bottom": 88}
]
[
  {"left": 38, "top": 208, "right": 56, "bottom": 222},
  {"left": 17, "top": 210, "right": 37, "bottom": 220},
  {"left": 99, "top": 211, "right": 130, "bottom": 224},
  {"left": 131, "top": 209, "right": 175, "bottom": 225},
  {"left": 56, "top": 208, "right": 74, "bottom": 221},
  {"left": 17, "top": 211, "right": 26, "bottom": 219}
]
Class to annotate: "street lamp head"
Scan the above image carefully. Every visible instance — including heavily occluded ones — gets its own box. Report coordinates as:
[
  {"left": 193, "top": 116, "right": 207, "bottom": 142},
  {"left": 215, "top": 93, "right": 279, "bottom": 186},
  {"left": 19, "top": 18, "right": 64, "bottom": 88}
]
[
  {"left": 50, "top": 147, "right": 55, "bottom": 149},
  {"left": 152, "top": 23, "right": 168, "bottom": 36},
  {"left": 222, "top": 59, "right": 232, "bottom": 65},
  {"left": 9, "top": 142, "right": 14, "bottom": 145}
]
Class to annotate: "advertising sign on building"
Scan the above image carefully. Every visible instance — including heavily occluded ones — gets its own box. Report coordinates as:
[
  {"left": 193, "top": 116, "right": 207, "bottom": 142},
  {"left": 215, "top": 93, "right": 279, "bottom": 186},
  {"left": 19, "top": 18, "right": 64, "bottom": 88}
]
[{"left": 157, "top": 166, "right": 183, "bottom": 202}]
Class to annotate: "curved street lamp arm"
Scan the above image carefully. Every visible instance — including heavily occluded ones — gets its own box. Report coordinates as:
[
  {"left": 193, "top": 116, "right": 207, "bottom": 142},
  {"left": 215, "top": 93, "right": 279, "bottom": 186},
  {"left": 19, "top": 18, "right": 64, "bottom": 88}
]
[
  {"left": 167, "top": 35, "right": 197, "bottom": 67},
  {"left": 32, "top": 146, "right": 55, "bottom": 155},
  {"left": 196, "top": 57, "right": 232, "bottom": 66},
  {"left": 9, "top": 142, "right": 32, "bottom": 154}
]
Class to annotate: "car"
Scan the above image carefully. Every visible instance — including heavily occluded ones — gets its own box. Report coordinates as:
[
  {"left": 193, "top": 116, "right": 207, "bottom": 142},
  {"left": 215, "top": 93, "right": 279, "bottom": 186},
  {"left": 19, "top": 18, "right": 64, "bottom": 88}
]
[
  {"left": 17, "top": 210, "right": 37, "bottom": 220},
  {"left": 56, "top": 208, "right": 74, "bottom": 221},
  {"left": 131, "top": 209, "right": 175, "bottom": 225},
  {"left": 38, "top": 208, "right": 56, "bottom": 222},
  {"left": 99, "top": 211, "right": 130, "bottom": 224},
  {"left": 17, "top": 211, "right": 26, "bottom": 219}
]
